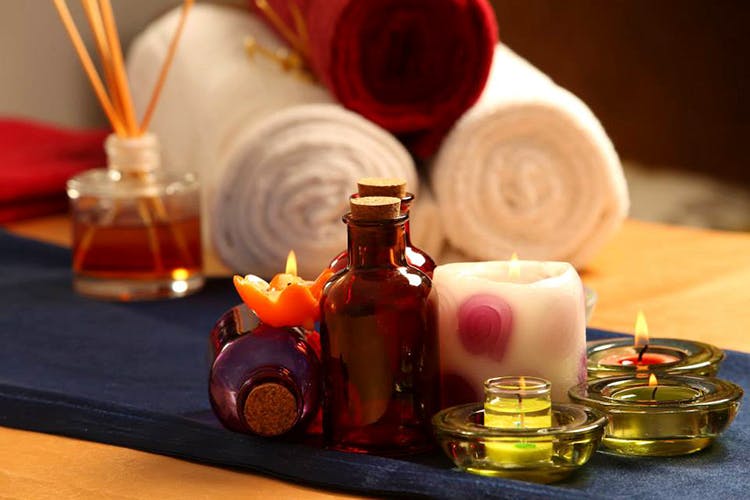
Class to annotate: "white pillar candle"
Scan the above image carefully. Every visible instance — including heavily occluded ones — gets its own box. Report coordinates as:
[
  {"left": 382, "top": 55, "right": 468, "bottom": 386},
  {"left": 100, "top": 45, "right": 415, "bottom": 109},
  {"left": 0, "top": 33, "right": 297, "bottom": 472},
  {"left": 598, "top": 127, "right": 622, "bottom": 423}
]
[{"left": 433, "top": 260, "right": 587, "bottom": 405}]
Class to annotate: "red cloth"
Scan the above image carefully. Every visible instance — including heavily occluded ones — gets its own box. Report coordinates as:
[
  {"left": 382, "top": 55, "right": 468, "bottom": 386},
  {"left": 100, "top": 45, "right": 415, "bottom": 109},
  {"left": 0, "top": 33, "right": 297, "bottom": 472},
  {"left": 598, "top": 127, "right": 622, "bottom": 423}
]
[
  {"left": 258, "top": 0, "right": 498, "bottom": 158},
  {"left": 0, "top": 119, "right": 108, "bottom": 223}
]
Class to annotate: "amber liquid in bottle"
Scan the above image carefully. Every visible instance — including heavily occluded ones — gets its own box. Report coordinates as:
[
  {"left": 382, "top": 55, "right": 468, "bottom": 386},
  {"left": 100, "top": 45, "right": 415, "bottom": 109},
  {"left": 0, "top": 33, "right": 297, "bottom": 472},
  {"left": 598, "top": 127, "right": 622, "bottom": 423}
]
[
  {"left": 328, "top": 193, "right": 436, "bottom": 278},
  {"left": 72, "top": 215, "right": 201, "bottom": 280},
  {"left": 320, "top": 211, "right": 440, "bottom": 455}
]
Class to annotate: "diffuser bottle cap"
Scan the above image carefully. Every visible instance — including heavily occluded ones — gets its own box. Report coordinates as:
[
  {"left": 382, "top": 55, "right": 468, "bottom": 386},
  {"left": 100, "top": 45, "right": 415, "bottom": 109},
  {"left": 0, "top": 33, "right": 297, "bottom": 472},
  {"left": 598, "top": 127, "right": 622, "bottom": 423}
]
[
  {"left": 350, "top": 196, "right": 401, "bottom": 220},
  {"left": 105, "top": 132, "right": 161, "bottom": 174},
  {"left": 357, "top": 177, "right": 407, "bottom": 198}
]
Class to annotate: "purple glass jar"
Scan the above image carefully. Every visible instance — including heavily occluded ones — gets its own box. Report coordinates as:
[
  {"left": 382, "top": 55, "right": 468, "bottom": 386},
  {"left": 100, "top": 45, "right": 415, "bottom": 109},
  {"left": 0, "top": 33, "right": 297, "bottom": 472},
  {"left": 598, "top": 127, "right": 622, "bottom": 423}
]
[{"left": 209, "top": 304, "right": 321, "bottom": 437}]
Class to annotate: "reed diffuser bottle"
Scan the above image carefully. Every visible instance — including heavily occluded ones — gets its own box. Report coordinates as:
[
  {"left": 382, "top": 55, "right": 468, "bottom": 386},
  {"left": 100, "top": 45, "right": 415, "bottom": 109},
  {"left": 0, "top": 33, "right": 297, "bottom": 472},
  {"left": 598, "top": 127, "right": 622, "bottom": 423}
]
[
  {"left": 320, "top": 196, "right": 440, "bottom": 455},
  {"left": 54, "top": 0, "right": 202, "bottom": 300},
  {"left": 328, "top": 178, "right": 436, "bottom": 278},
  {"left": 68, "top": 134, "right": 203, "bottom": 299}
]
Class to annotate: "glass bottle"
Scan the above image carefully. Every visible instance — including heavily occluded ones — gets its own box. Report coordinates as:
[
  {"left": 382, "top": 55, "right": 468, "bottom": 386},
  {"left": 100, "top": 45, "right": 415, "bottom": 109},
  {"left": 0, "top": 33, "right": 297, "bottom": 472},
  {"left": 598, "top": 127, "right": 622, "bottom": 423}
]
[
  {"left": 67, "top": 133, "right": 203, "bottom": 300},
  {"left": 208, "top": 304, "right": 322, "bottom": 437},
  {"left": 328, "top": 192, "right": 436, "bottom": 278},
  {"left": 319, "top": 196, "right": 440, "bottom": 455}
]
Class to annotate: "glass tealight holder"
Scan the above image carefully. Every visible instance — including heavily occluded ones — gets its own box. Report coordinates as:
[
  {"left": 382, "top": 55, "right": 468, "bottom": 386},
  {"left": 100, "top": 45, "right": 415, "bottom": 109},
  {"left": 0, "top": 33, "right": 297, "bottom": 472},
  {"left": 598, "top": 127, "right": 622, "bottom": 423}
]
[
  {"left": 67, "top": 134, "right": 204, "bottom": 300},
  {"left": 433, "top": 376, "right": 607, "bottom": 483},
  {"left": 569, "top": 375, "right": 743, "bottom": 457},
  {"left": 484, "top": 376, "right": 553, "bottom": 430},
  {"left": 586, "top": 337, "right": 725, "bottom": 379}
]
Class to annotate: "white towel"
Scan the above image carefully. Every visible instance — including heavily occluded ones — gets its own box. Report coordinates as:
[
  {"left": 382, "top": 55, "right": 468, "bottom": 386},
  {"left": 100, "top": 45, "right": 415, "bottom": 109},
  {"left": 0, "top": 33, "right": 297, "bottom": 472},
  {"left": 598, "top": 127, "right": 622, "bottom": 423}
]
[
  {"left": 430, "top": 45, "right": 629, "bottom": 268},
  {"left": 127, "top": 4, "right": 418, "bottom": 278}
]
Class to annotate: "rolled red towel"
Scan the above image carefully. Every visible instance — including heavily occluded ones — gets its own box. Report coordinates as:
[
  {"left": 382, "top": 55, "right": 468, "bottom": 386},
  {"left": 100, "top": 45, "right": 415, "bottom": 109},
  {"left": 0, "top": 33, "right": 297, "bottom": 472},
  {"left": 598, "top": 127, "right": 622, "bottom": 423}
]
[
  {"left": 0, "top": 119, "right": 107, "bottom": 223},
  {"left": 256, "top": 0, "right": 498, "bottom": 157}
]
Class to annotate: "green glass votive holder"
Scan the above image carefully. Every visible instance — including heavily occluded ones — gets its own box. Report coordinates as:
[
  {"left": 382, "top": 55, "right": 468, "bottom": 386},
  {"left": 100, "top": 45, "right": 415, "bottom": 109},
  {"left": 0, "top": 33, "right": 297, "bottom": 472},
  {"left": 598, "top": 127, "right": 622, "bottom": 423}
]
[
  {"left": 569, "top": 375, "right": 743, "bottom": 457},
  {"left": 586, "top": 337, "right": 724, "bottom": 379},
  {"left": 433, "top": 377, "right": 607, "bottom": 484}
]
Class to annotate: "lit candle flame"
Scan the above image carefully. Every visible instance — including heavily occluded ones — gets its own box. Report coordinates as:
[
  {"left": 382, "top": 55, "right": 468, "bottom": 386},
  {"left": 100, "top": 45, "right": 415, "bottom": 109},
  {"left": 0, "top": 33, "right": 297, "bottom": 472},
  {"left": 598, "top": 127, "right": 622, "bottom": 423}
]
[
  {"left": 648, "top": 373, "right": 658, "bottom": 387},
  {"left": 634, "top": 310, "right": 649, "bottom": 347},
  {"left": 509, "top": 252, "right": 520, "bottom": 280},
  {"left": 285, "top": 250, "right": 297, "bottom": 276}
]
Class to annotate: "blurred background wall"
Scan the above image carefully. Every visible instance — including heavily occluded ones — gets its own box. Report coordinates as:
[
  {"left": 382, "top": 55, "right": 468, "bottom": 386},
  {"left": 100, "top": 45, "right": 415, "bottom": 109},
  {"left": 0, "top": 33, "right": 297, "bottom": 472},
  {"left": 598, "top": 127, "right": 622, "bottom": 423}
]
[
  {"left": 0, "top": 0, "right": 178, "bottom": 129},
  {"left": 491, "top": 0, "right": 750, "bottom": 188}
]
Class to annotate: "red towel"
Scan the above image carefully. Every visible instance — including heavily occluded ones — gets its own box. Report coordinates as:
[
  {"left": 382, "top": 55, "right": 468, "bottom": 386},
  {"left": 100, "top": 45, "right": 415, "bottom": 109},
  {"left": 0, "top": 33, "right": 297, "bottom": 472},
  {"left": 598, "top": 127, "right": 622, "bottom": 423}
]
[
  {"left": 0, "top": 119, "right": 108, "bottom": 223},
  {"left": 257, "top": 0, "right": 498, "bottom": 158}
]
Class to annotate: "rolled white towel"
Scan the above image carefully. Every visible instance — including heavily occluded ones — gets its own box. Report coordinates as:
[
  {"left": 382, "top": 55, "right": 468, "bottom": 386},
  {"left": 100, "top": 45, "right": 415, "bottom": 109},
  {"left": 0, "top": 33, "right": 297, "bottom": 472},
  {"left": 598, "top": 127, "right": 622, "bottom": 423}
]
[
  {"left": 127, "top": 4, "right": 417, "bottom": 278},
  {"left": 214, "top": 104, "right": 417, "bottom": 277},
  {"left": 430, "top": 45, "right": 629, "bottom": 268}
]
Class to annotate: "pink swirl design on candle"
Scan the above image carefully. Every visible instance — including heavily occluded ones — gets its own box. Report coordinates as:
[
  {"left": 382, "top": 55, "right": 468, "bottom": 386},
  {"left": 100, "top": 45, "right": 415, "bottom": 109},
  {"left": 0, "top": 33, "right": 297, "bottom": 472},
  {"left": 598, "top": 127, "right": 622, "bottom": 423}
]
[{"left": 457, "top": 294, "right": 513, "bottom": 361}]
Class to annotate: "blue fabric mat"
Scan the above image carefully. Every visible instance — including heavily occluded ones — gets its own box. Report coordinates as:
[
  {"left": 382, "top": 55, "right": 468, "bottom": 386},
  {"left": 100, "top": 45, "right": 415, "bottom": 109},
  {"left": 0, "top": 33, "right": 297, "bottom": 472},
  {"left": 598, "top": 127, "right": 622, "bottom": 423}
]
[{"left": 0, "top": 230, "right": 748, "bottom": 499}]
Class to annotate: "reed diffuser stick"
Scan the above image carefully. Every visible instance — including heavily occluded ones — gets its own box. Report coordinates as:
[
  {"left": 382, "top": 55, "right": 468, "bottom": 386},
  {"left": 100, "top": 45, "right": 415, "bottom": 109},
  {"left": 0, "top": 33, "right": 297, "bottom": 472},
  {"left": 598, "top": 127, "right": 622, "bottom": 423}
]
[
  {"left": 133, "top": 0, "right": 195, "bottom": 266},
  {"left": 255, "top": 0, "right": 306, "bottom": 57},
  {"left": 98, "top": 0, "right": 138, "bottom": 136},
  {"left": 288, "top": 2, "right": 310, "bottom": 56},
  {"left": 139, "top": 0, "right": 194, "bottom": 133},
  {"left": 81, "top": 0, "right": 123, "bottom": 120},
  {"left": 136, "top": 198, "right": 165, "bottom": 272},
  {"left": 52, "top": 0, "right": 125, "bottom": 135}
]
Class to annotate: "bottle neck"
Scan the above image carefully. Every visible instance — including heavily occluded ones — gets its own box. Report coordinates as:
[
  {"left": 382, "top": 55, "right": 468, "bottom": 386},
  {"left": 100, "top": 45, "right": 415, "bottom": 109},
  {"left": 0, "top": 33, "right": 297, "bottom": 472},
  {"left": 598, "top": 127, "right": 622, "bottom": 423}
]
[
  {"left": 346, "top": 215, "right": 409, "bottom": 269},
  {"left": 105, "top": 132, "right": 161, "bottom": 175},
  {"left": 349, "top": 193, "right": 414, "bottom": 246},
  {"left": 401, "top": 197, "right": 413, "bottom": 245}
]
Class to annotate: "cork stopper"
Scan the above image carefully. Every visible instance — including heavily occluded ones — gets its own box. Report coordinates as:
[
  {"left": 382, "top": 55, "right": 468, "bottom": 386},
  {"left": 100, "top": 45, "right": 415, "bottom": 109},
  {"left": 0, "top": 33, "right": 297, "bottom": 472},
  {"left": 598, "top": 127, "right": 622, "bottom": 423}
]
[
  {"left": 350, "top": 196, "right": 401, "bottom": 220},
  {"left": 357, "top": 178, "right": 407, "bottom": 198},
  {"left": 243, "top": 382, "right": 298, "bottom": 437}
]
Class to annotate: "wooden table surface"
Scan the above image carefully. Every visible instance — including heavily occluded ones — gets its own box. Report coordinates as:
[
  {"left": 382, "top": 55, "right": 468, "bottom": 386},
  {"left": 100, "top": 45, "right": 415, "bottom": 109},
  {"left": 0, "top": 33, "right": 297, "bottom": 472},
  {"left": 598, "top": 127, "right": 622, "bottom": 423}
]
[{"left": 2, "top": 216, "right": 749, "bottom": 498}]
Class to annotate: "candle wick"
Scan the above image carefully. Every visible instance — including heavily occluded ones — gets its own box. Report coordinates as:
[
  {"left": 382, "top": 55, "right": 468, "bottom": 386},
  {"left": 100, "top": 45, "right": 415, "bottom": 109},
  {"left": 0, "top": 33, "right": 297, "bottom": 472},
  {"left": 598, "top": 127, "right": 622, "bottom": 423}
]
[
  {"left": 651, "top": 385, "right": 658, "bottom": 400},
  {"left": 516, "top": 393, "right": 524, "bottom": 428},
  {"left": 637, "top": 343, "right": 649, "bottom": 363}
]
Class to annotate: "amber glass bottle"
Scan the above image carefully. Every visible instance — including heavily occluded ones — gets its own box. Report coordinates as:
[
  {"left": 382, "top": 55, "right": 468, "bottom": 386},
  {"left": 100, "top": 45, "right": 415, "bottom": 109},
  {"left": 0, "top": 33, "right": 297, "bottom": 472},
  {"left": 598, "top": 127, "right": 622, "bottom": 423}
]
[
  {"left": 319, "top": 196, "right": 440, "bottom": 455},
  {"left": 328, "top": 178, "right": 436, "bottom": 278}
]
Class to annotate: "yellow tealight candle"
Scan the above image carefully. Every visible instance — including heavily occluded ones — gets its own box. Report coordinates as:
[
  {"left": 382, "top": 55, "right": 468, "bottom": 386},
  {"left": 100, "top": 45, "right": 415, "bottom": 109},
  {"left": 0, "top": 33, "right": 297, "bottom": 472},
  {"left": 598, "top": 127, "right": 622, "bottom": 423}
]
[{"left": 483, "top": 376, "right": 553, "bottom": 464}]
